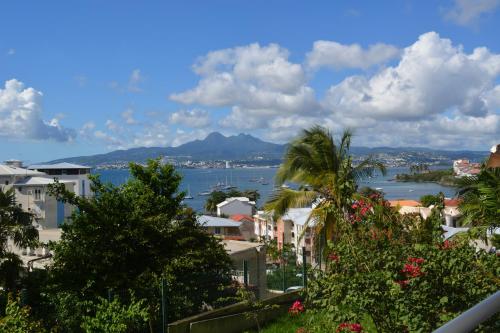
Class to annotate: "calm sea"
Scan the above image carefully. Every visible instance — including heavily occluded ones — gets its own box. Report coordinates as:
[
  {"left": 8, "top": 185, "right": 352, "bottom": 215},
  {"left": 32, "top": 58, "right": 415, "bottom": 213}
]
[{"left": 97, "top": 167, "right": 456, "bottom": 212}]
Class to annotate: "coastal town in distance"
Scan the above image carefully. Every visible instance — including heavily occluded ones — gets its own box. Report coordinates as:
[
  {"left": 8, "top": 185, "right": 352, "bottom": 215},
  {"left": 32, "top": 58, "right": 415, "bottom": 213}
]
[{"left": 1, "top": 1, "right": 499, "bottom": 332}]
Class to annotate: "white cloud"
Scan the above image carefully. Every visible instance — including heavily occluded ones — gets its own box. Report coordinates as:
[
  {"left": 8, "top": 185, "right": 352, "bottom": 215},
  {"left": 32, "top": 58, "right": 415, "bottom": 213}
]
[
  {"left": 169, "top": 34, "right": 499, "bottom": 150},
  {"left": 169, "top": 109, "right": 211, "bottom": 128},
  {"left": 306, "top": 41, "right": 400, "bottom": 70},
  {"left": 121, "top": 108, "right": 138, "bottom": 124},
  {"left": 128, "top": 69, "right": 144, "bottom": 92},
  {"left": 7, "top": 48, "right": 15, "bottom": 56},
  {"left": 171, "top": 128, "right": 211, "bottom": 147},
  {"left": 0, "top": 79, "right": 75, "bottom": 142},
  {"left": 444, "top": 0, "right": 499, "bottom": 26},
  {"left": 170, "top": 43, "right": 320, "bottom": 130},
  {"left": 322, "top": 32, "right": 500, "bottom": 120}
]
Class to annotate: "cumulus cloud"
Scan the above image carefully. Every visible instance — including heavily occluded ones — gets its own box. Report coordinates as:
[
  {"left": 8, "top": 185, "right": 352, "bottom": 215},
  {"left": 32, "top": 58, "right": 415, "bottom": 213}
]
[
  {"left": 170, "top": 43, "right": 320, "bottom": 129},
  {"left": 0, "top": 79, "right": 75, "bottom": 142},
  {"left": 121, "top": 108, "right": 138, "bottom": 124},
  {"left": 444, "top": 0, "right": 499, "bottom": 26},
  {"left": 322, "top": 32, "right": 500, "bottom": 121},
  {"left": 128, "top": 69, "right": 144, "bottom": 92},
  {"left": 306, "top": 41, "right": 400, "bottom": 70},
  {"left": 169, "top": 33, "right": 498, "bottom": 150},
  {"left": 169, "top": 109, "right": 211, "bottom": 128}
]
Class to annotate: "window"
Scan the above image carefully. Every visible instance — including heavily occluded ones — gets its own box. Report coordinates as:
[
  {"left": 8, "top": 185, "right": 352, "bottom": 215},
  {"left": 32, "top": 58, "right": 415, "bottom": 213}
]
[
  {"left": 4, "top": 180, "right": 9, "bottom": 185},
  {"left": 291, "top": 232, "right": 295, "bottom": 238},
  {"left": 34, "top": 189, "right": 42, "bottom": 200},
  {"left": 214, "top": 227, "right": 221, "bottom": 235}
]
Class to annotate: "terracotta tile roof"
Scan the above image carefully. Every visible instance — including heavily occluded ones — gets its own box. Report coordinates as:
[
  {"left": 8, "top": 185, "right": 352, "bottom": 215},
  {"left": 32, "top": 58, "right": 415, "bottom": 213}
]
[
  {"left": 389, "top": 200, "right": 421, "bottom": 207},
  {"left": 444, "top": 199, "right": 461, "bottom": 207},
  {"left": 230, "top": 214, "right": 254, "bottom": 222}
]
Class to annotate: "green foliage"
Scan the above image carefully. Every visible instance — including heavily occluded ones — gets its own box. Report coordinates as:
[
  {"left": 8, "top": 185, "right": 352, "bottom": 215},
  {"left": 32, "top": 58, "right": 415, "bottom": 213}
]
[
  {"left": 204, "top": 191, "right": 228, "bottom": 213},
  {"left": 395, "top": 168, "right": 457, "bottom": 186},
  {"left": 0, "top": 294, "right": 46, "bottom": 333},
  {"left": 0, "top": 188, "right": 39, "bottom": 290},
  {"left": 306, "top": 198, "right": 500, "bottom": 332},
  {"left": 419, "top": 194, "right": 441, "bottom": 207},
  {"left": 204, "top": 189, "right": 260, "bottom": 213},
  {"left": 46, "top": 159, "right": 234, "bottom": 329},
  {"left": 266, "top": 126, "right": 386, "bottom": 243},
  {"left": 81, "top": 295, "right": 149, "bottom": 333},
  {"left": 458, "top": 166, "right": 500, "bottom": 232}
]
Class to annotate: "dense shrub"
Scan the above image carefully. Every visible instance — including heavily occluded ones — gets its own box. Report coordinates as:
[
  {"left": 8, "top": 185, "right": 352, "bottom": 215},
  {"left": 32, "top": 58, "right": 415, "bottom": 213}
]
[{"left": 306, "top": 197, "right": 499, "bottom": 332}]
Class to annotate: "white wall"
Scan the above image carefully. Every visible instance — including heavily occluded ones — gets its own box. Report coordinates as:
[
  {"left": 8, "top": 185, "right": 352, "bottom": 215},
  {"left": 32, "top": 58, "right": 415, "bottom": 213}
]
[{"left": 217, "top": 200, "right": 254, "bottom": 217}]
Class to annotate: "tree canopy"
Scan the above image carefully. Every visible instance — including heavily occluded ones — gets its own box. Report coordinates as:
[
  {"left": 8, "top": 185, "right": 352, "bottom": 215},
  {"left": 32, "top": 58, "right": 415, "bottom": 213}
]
[{"left": 46, "top": 159, "right": 233, "bottom": 330}]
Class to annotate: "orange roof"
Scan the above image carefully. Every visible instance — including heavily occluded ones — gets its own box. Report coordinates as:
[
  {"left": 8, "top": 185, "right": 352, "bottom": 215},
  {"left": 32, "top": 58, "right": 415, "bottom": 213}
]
[
  {"left": 389, "top": 200, "right": 421, "bottom": 207},
  {"left": 444, "top": 199, "right": 461, "bottom": 207},
  {"left": 230, "top": 214, "right": 254, "bottom": 222}
]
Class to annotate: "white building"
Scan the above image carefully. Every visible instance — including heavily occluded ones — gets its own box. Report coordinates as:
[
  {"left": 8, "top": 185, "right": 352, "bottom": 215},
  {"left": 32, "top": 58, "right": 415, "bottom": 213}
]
[
  {"left": 1, "top": 161, "right": 92, "bottom": 229},
  {"left": 28, "top": 162, "right": 92, "bottom": 197},
  {"left": 280, "top": 208, "right": 316, "bottom": 266},
  {"left": 216, "top": 197, "right": 256, "bottom": 217}
]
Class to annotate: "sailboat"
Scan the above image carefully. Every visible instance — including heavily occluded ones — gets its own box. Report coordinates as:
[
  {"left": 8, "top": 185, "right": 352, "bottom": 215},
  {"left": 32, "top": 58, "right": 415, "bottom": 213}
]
[
  {"left": 185, "top": 185, "right": 193, "bottom": 199},
  {"left": 223, "top": 176, "right": 236, "bottom": 190}
]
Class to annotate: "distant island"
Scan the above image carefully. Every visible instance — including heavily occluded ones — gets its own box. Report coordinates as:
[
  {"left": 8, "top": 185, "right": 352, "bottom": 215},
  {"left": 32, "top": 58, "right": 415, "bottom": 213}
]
[
  {"left": 45, "top": 132, "right": 489, "bottom": 169},
  {"left": 395, "top": 168, "right": 459, "bottom": 187}
]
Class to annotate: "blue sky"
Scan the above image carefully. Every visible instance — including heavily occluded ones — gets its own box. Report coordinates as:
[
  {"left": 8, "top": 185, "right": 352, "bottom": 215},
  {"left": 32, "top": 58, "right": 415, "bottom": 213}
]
[{"left": 1, "top": 0, "right": 499, "bottom": 163}]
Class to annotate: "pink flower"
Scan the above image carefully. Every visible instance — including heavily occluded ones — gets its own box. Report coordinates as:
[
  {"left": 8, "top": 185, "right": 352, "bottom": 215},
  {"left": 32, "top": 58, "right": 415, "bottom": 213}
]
[
  {"left": 337, "top": 323, "right": 363, "bottom": 332},
  {"left": 289, "top": 300, "right": 305, "bottom": 315}
]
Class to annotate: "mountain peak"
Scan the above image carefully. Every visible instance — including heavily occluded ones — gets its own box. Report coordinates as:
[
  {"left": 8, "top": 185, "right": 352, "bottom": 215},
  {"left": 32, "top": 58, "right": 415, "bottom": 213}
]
[{"left": 205, "top": 132, "right": 226, "bottom": 140}]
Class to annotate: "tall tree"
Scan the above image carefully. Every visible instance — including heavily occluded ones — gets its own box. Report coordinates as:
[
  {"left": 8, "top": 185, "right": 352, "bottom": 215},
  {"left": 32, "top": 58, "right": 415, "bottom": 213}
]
[
  {"left": 0, "top": 188, "right": 38, "bottom": 290},
  {"left": 204, "top": 191, "right": 228, "bottom": 214},
  {"left": 47, "top": 159, "right": 233, "bottom": 329},
  {"left": 265, "top": 126, "right": 386, "bottom": 241}
]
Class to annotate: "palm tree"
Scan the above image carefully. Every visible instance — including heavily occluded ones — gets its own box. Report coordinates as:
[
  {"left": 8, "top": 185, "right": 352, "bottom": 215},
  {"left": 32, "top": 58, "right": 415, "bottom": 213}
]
[
  {"left": 458, "top": 166, "right": 500, "bottom": 234},
  {"left": 204, "top": 191, "right": 228, "bottom": 214},
  {"left": 0, "top": 188, "right": 39, "bottom": 290},
  {"left": 265, "top": 126, "right": 386, "bottom": 242}
]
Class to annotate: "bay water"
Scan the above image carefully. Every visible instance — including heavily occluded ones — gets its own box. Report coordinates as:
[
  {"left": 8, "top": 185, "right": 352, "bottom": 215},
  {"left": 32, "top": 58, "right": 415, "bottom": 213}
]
[{"left": 97, "top": 167, "right": 457, "bottom": 213}]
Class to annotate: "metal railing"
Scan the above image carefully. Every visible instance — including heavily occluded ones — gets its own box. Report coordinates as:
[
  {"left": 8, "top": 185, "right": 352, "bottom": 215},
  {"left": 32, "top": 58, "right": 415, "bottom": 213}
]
[{"left": 433, "top": 291, "right": 500, "bottom": 333}]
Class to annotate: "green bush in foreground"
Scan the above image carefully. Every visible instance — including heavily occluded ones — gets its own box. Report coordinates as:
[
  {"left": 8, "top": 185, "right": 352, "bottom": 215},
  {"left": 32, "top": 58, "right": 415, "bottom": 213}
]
[{"left": 305, "top": 195, "right": 499, "bottom": 332}]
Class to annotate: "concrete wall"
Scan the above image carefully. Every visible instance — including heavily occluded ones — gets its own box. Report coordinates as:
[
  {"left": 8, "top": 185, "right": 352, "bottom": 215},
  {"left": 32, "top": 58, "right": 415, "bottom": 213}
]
[
  {"left": 218, "top": 201, "right": 254, "bottom": 217},
  {"left": 15, "top": 183, "right": 75, "bottom": 229},
  {"left": 168, "top": 290, "right": 303, "bottom": 333}
]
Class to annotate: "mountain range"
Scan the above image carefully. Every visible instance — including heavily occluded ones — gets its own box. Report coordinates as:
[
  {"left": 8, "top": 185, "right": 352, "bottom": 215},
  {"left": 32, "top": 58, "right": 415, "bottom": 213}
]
[{"left": 47, "top": 132, "right": 489, "bottom": 166}]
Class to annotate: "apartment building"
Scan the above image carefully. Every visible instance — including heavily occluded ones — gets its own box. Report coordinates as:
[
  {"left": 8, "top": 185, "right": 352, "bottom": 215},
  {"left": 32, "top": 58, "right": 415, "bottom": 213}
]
[
  {"left": 253, "top": 210, "right": 277, "bottom": 242},
  {"left": 276, "top": 208, "right": 316, "bottom": 266},
  {"left": 1, "top": 161, "right": 92, "bottom": 229},
  {"left": 28, "top": 162, "right": 92, "bottom": 197}
]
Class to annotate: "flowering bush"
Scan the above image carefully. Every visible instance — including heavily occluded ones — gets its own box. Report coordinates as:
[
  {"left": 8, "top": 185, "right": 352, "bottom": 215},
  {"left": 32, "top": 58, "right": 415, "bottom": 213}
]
[
  {"left": 336, "top": 322, "right": 363, "bottom": 332},
  {"left": 306, "top": 197, "right": 500, "bottom": 332},
  {"left": 289, "top": 300, "right": 305, "bottom": 316}
]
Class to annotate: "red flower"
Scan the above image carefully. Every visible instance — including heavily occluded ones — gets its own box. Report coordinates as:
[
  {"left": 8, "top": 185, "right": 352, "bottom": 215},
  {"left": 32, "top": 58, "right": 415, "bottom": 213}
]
[
  {"left": 407, "top": 257, "right": 425, "bottom": 264},
  {"left": 351, "top": 203, "right": 359, "bottom": 209},
  {"left": 337, "top": 322, "right": 363, "bottom": 332},
  {"left": 440, "top": 240, "right": 454, "bottom": 250},
  {"left": 328, "top": 253, "right": 340, "bottom": 262},
  {"left": 289, "top": 300, "right": 305, "bottom": 315},
  {"left": 395, "top": 279, "right": 410, "bottom": 287},
  {"left": 401, "top": 263, "right": 422, "bottom": 278}
]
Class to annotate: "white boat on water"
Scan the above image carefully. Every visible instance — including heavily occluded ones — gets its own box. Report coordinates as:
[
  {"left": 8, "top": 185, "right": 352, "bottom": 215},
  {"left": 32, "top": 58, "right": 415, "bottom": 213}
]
[
  {"left": 198, "top": 190, "right": 212, "bottom": 196},
  {"left": 185, "top": 185, "right": 193, "bottom": 199}
]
